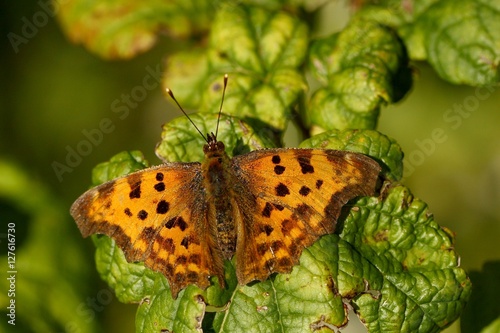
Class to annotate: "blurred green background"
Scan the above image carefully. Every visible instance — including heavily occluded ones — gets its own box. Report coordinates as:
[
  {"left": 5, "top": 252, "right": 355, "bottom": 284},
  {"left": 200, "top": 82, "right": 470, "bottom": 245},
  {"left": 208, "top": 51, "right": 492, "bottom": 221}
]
[{"left": 1, "top": 1, "right": 499, "bottom": 332}]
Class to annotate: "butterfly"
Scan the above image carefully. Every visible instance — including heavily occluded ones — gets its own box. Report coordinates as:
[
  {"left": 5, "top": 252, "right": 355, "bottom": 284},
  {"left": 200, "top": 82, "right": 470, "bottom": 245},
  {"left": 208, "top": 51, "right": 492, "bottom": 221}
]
[{"left": 70, "top": 75, "right": 381, "bottom": 298}]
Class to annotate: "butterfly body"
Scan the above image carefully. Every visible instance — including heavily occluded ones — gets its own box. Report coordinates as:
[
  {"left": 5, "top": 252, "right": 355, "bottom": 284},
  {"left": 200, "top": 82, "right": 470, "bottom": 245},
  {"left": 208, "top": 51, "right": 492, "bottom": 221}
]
[
  {"left": 71, "top": 134, "right": 381, "bottom": 298},
  {"left": 202, "top": 137, "right": 239, "bottom": 263}
]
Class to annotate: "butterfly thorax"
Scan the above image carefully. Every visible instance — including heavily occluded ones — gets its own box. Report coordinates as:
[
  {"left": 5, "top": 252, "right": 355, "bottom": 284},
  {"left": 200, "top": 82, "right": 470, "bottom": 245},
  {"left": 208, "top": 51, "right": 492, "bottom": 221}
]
[{"left": 202, "top": 137, "right": 238, "bottom": 261}]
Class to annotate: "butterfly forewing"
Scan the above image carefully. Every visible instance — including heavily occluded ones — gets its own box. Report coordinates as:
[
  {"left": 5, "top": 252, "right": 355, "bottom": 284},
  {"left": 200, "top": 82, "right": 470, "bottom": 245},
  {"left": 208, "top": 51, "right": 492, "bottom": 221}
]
[
  {"left": 70, "top": 163, "right": 219, "bottom": 298},
  {"left": 231, "top": 148, "right": 381, "bottom": 284}
]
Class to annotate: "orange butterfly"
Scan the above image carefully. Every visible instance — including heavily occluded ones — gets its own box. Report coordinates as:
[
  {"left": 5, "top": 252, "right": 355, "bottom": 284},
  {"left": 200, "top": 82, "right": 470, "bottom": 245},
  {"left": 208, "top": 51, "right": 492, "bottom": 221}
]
[{"left": 70, "top": 75, "right": 381, "bottom": 298}]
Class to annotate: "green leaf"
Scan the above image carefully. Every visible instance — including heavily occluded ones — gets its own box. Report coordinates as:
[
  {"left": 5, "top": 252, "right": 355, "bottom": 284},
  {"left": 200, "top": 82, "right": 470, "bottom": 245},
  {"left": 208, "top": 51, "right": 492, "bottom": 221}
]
[
  {"left": 91, "top": 151, "right": 149, "bottom": 186},
  {"left": 94, "top": 236, "right": 207, "bottom": 332},
  {"left": 163, "top": 4, "right": 309, "bottom": 132},
  {"left": 307, "top": 18, "right": 411, "bottom": 132},
  {"left": 299, "top": 129, "right": 404, "bottom": 181},
  {"left": 342, "top": 185, "right": 472, "bottom": 332},
  {"left": 357, "top": 0, "right": 500, "bottom": 86},
  {"left": 56, "top": 0, "right": 214, "bottom": 59},
  {"left": 418, "top": 0, "right": 500, "bottom": 85},
  {"left": 136, "top": 283, "right": 206, "bottom": 333},
  {"left": 94, "top": 236, "right": 162, "bottom": 304}
]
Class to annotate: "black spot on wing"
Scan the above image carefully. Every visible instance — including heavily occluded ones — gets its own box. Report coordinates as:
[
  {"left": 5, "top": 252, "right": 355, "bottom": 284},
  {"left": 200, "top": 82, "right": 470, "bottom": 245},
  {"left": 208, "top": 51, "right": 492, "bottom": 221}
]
[
  {"left": 164, "top": 238, "right": 175, "bottom": 254},
  {"left": 128, "top": 174, "right": 142, "bottom": 199},
  {"left": 274, "top": 165, "right": 286, "bottom": 175},
  {"left": 296, "top": 204, "right": 313, "bottom": 221},
  {"left": 137, "top": 210, "right": 148, "bottom": 220},
  {"left": 261, "top": 224, "right": 274, "bottom": 236},
  {"left": 271, "top": 240, "right": 284, "bottom": 252},
  {"left": 176, "top": 255, "right": 187, "bottom": 265},
  {"left": 165, "top": 216, "right": 188, "bottom": 231},
  {"left": 154, "top": 182, "right": 165, "bottom": 192},
  {"left": 299, "top": 185, "right": 311, "bottom": 196},
  {"left": 181, "top": 236, "right": 190, "bottom": 249},
  {"left": 316, "top": 179, "right": 324, "bottom": 189},
  {"left": 139, "top": 226, "right": 156, "bottom": 241},
  {"left": 156, "top": 172, "right": 164, "bottom": 181},
  {"left": 278, "top": 257, "right": 293, "bottom": 268},
  {"left": 156, "top": 200, "right": 169, "bottom": 214},
  {"left": 187, "top": 271, "right": 198, "bottom": 281},
  {"left": 189, "top": 254, "right": 201, "bottom": 265},
  {"left": 296, "top": 152, "right": 314, "bottom": 174},
  {"left": 271, "top": 155, "right": 281, "bottom": 164},
  {"left": 129, "top": 183, "right": 141, "bottom": 199},
  {"left": 273, "top": 204, "right": 284, "bottom": 211},
  {"left": 124, "top": 208, "right": 132, "bottom": 217},
  {"left": 262, "top": 202, "right": 273, "bottom": 218},
  {"left": 257, "top": 243, "right": 268, "bottom": 256},
  {"left": 275, "top": 183, "right": 290, "bottom": 197}
]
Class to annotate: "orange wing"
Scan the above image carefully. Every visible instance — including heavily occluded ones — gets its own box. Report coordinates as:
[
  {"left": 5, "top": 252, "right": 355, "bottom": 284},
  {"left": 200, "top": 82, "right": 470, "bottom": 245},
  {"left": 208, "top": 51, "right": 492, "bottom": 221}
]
[
  {"left": 231, "top": 148, "right": 380, "bottom": 285},
  {"left": 70, "top": 163, "right": 221, "bottom": 298}
]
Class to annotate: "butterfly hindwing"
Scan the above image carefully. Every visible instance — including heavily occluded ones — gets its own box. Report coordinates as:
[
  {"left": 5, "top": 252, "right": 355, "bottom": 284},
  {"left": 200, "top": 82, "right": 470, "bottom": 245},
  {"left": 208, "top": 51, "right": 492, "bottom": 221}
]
[
  {"left": 70, "top": 163, "right": 219, "bottom": 298},
  {"left": 231, "top": 148, "right": 381, "bottom": 284}
]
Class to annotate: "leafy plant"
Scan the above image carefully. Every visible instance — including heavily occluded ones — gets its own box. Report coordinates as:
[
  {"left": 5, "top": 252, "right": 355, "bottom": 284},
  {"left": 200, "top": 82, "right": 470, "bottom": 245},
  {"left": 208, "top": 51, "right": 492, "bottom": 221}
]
[{"left": 54, "top": 0, "right": 496, "bottom": 332}]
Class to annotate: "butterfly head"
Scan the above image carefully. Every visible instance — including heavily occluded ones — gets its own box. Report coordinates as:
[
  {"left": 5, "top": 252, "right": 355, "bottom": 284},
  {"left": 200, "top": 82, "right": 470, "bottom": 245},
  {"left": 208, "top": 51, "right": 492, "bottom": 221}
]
[
  {"left": 203, "top": 132, "right": 226, "bottom": 157},
  {"left": 166, "top": 74, "right": 229, "bottom": 159}
]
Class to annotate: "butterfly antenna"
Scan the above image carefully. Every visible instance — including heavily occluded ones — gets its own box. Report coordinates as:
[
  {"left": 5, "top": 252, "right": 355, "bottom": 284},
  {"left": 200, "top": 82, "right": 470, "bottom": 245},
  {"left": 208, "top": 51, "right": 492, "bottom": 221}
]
[
  {"left": 214, "top": 74, "right": 229, "bottom": 140},
  {"left": 165, "top": 88, "right": 208, "bottom": 143}
]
